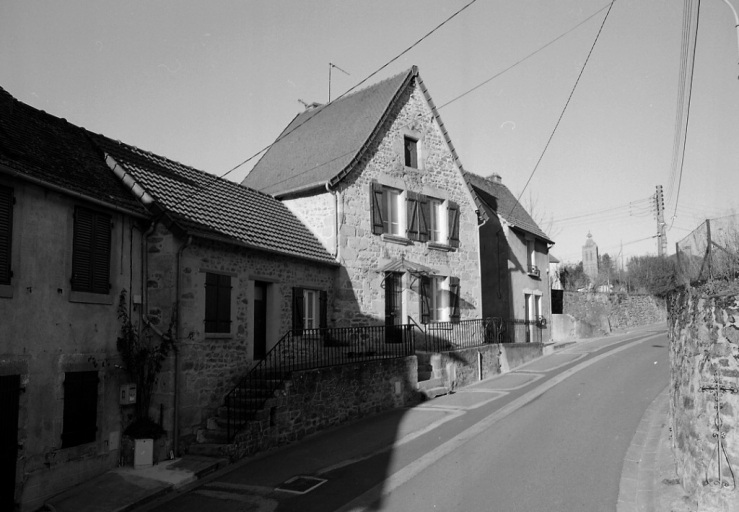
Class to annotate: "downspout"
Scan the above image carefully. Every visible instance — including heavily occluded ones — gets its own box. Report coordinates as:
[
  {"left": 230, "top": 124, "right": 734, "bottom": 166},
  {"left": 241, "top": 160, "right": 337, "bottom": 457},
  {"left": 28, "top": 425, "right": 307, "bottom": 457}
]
[
  {"left": 326, "top": 182, "right": 340, "bottom": 260},
  {"left": 174, "top": 235, "right": 192, "bottom": 456}
]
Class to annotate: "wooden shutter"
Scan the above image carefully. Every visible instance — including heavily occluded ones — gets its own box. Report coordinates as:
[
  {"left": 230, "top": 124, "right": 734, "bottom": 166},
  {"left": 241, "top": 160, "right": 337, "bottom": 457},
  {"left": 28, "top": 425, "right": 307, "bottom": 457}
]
[
  {"left": 0, "top": 186, "right": 13, "bottom": 285},
  {"left": 319, "top": 290, "right": 328, "bottom": 328},
  {"left": 418, "top": 194, "right": 429, "bottom": 242},
  {"left": 447, "top": 201, "right": 460, "bottom": 248},
  {"left": 292, "top": 287, "right": 304, "bottom": 335},
  {"left": 72, "top": 207, "right": 111, "bottom": 294},
  {"left": 205, "top": 273, "right": 231, "bottom": 333},
  {"left": 406, "top": 192, "right": 419, "bottom": 241},
  {"left": 61, "top": 371, "right": 98, "bottom": 448},
  {"left": 419, "top": 276, "right": 431, "bottom": 324},
  {"left": 370, "top": 182, "right": 385, "bottom": 235},
  {"left": 449, "top": 277, "right": 461, "bottom": 323}
]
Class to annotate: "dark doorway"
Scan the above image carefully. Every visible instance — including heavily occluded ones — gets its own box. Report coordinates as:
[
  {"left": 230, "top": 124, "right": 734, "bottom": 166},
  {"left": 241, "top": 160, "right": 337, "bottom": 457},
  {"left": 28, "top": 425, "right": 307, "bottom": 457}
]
[
  {"left": 254, "top": 282, "right": 268, "bottom": 359},
  {"left": 0, "top": 374, "right": 20, "bottom": 511},
  {"left": 384, "top": 272, "right": 403, "bottom": 343},
  {"left": 551, "top": 289, "right": 564, "bottom": 314}
]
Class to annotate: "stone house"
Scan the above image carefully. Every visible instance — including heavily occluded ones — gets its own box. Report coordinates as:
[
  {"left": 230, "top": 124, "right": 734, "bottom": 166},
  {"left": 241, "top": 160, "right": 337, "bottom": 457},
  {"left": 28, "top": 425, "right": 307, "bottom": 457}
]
[
  {"left": 242, "top": 66, "right": 484, "bottom": 330},
  {"left": 464, "top": 172, "right": 554, "bottom": 341},
  {"left": 87, "top": 133, "right": 340, "bottom": 453},
  {"left": 0, "top": 88, "right": 150, "bottom": 511}
]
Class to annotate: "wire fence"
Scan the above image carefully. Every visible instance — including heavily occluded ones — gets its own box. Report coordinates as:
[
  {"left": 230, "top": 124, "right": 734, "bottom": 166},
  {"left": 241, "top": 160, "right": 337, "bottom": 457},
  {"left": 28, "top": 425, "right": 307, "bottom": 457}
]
[{"left": 675, "top": 214, "right": 739, "bottom": 283}]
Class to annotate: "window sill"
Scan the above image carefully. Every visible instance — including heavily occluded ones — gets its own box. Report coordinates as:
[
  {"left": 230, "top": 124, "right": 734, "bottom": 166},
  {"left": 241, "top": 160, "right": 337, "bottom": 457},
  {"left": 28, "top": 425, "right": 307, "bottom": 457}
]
[
  {"left": 381, "top": 234, "right": 412, "bottom": 246},
  {"left": 69, "top": 291, "right": 114, "bottom": 305},
  {"left": 0, "top": 284, "right": 12, "bottom": 299},
  {"left": 428, "top": 242, "right": 455, "bottom": 252},
  {"left": 204, "top": 332, "right": 233, "bottom": 339}
]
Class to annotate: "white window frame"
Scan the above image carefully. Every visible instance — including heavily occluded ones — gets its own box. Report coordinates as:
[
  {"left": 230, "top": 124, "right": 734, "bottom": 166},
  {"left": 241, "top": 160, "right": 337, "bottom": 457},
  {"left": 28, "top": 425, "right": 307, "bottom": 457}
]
[
  {"left": 429, "top": 276, "right": 449, "bottom": 323},
  {"left": 382, "top": 187, "right": 406, "bottom": 236},
  {"left": 429, "top": 198, "right": 448, "bottom": 243},
  {"left": 303, "top": 289, "right": 320, "bottom": 329}
]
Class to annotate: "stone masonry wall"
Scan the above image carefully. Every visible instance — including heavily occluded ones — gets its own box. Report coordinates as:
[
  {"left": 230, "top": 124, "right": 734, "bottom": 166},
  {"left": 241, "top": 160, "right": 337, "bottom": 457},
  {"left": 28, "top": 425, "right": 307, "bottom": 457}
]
[
  {"left": 669, "top": 288, "right": 739, "bottom": 511},
  {"left": 563, "top": 291, "right": 666, "bottom": 337},
  {"left": 233, "top": 356, "right": 421, "bottom": 457},
  {"left": 327, "top": 79, "right": 481, "bottom": 326}
]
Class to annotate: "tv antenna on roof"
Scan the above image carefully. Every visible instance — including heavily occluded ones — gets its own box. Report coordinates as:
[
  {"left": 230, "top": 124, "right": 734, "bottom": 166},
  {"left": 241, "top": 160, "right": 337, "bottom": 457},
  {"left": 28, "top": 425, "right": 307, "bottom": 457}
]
[{"left": 328, "top": 62, "right": 350, "bottom": 102}]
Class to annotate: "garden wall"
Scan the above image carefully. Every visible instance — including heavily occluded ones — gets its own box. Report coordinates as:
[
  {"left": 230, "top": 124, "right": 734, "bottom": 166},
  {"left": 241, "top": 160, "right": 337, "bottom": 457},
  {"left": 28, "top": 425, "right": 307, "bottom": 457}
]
[
  {"left": 669, "top": 288, "right": 739, "bottom": 511},
  {"left": 553, "top": 291, "right": 667, "bottom": 341}
]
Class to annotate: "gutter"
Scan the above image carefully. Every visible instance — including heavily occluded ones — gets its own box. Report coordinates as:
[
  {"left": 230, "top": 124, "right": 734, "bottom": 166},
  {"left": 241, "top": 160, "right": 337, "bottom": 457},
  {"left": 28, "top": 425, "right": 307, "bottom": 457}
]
[
  {"left": 174, "top": 235, "right": 192, "bottom": 456},
  {"left": 0, "top": 163, "right": 148, "bottom": 219}
]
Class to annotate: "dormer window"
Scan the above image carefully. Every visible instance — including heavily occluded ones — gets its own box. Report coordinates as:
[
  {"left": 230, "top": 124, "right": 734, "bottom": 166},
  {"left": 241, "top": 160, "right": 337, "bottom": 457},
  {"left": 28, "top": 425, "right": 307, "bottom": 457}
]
[{"left": 404, "top": 136, "right": 418, "bottom": 168}]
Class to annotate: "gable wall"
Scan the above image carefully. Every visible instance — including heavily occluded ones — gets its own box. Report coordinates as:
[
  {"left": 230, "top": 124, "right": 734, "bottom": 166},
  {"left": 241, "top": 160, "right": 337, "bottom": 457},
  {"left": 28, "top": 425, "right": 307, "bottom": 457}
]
[{"left": 326, "top": 81, "right": 482, "bottom": 326}]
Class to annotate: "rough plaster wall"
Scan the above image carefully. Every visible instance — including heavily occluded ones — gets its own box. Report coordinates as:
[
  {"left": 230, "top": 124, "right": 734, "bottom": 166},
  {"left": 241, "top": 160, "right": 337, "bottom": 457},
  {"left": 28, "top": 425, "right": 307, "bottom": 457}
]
[
  {"left": 324, "top": 81, "right": 482, "bottom": 326},
  {"left": 669, "top": 289, "right": 739, "bottom": 511},
  {"left": 0, "top": 181, "right": 144, "bottom": 511}
]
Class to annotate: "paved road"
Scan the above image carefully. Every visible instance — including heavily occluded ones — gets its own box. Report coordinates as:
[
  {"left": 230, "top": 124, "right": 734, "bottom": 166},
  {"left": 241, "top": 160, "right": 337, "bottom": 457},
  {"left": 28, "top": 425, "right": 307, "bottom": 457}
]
[
  {"left": 363, "top": 331, "right": 669, "bottom": 511},
  {"left": 139, "top": 326, "right": 668, "bottom": 512}
]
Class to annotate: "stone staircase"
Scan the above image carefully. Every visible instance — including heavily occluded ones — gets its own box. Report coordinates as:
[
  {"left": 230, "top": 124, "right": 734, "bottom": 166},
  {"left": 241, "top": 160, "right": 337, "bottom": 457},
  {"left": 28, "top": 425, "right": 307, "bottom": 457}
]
[
  {"left": 188, "top": 372, "right": 289, "bottom": 458},
  {"left": 416, "top": 352, "right": 452, "bottom": 399}
]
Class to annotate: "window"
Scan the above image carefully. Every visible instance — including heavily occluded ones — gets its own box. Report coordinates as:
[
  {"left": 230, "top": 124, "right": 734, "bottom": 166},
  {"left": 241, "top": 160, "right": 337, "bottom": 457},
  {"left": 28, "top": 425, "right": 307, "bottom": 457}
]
[
  {"left": 205, "top": 273, "right": 232, "bottom": 333},
  {"left": 382, "top": 188, "right": 402, "bottom": 235},
  {"left": 404, "top": 136, "right": 418, "bottom": 168},
  {"left": 370, "top": 182, "right": 406, "bottom": 237},
  {"left": 429, "top": 199, "right": 447, "bottom": 243},
  {"left": 292, "top": 287, "right": 327, "bottom": 334},
  {"left": 71, "top": 206, "right": 112, "bottom": 294},
  {"left": 527, "top": 239, "right": 539, "bottom": 277},
  {"left": 61, "top": 371, "right": 98, "bottom": 448},
  {"left": 370, "top": 182, "right": 459, "bottom": 247},
  {"left": 0, "top": 186, "right": 13, "bottom": 285},
  {"left": 420, "top": 276, "right": 460, "bottom": 324}
]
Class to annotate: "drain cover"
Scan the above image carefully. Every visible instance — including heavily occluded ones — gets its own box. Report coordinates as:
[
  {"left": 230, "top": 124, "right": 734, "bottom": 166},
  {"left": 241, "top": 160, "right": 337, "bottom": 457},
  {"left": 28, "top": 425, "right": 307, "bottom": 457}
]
[{"left": 275, "top": 475, "right": 327, "bottom": 494}]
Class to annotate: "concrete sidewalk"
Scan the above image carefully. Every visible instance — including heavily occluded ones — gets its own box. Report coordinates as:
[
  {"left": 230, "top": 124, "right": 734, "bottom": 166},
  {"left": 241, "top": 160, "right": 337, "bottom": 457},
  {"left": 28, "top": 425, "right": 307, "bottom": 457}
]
[{"left": 43, "top": 326, "right": 681, "bottom": 512}]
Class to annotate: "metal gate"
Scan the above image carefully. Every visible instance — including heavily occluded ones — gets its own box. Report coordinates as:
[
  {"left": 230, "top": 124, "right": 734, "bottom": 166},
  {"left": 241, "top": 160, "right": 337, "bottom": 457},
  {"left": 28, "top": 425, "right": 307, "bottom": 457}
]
[{"left": 0, "top": 374, "right": 20, "bottom": 511}]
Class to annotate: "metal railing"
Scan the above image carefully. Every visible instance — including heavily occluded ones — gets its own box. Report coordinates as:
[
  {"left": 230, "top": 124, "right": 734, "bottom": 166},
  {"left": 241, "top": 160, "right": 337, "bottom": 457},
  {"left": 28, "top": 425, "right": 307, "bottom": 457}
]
[
  {"left": 225, "top": 317, "right": 547, "bottom": 440},
  {"left": 225, "top": 324, "right": 416, "bottom": 440},
  {"left": 416, "top": 317, "right": 546, "bottom": 352}
]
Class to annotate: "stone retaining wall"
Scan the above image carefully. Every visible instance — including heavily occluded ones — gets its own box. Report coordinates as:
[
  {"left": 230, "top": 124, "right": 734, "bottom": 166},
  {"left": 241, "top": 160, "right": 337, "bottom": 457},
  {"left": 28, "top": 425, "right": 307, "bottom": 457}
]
[
  {"left": 669, "top": 288, "right": 739, "bottom": 511},
  {"left": 555, "top": 291, "right": 666, "bottom": 340},
  {"left": 233, "top": 356, "right": 421, "bottom": 457}
]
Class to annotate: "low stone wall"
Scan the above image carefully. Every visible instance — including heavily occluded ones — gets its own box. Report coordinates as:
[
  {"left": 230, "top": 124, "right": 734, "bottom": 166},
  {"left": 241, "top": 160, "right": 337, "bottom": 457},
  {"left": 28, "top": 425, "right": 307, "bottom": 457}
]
[
  {"left": 669, "top": 288, "right": 739, "bottom": 511},
  {"left": 233, "top": 356, "right": 421, "bottom": 457},
  {"left": 556, "top": 291, "right": 666, "bottom": 340},
  {"left": 423, "top": 343, "right": 543, "bottom": 389}
]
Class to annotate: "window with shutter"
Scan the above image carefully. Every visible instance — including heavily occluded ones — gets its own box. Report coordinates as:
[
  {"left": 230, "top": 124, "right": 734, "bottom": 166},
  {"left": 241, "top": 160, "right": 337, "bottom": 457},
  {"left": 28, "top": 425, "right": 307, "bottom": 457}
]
[
  {"left": 61, "top": 371, "right": 98, "bottom": 448},
  {"left": 370, "top": 182, "right": 385, "bottom": 235},
  {"left": 204, "top": 273, "right": 232, "bottom": 333},
  {"left": 292, "top": 287, "right": 327, "bottom": 333},
  {"left": 72, "top": 207, "right": 111, "bottom": 294},
  {"left": 0, "top": 186, "right": 13, "bottom": 285}
]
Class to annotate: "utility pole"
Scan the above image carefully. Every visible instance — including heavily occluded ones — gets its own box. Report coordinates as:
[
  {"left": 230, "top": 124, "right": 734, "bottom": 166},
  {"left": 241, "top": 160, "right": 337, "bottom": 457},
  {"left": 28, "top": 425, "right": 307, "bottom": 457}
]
[{"left": 655, "top": 185, "right": 667, "bottom": 257}]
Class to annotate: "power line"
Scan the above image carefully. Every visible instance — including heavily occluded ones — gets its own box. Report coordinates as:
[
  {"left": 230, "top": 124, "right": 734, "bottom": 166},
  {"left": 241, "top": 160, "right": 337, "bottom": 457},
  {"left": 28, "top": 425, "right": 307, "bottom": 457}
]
[
  {"left": 509, "top": 0, "right": 617, "bottom": 219},
  {"left": 669, "top": 0, "right": 701, "bottom": 227},
  {"left": 167, "top": 0, "right": 481, "bottom": 211},
  {"left": 436, "top": 2, "right": 612, "bottom": 111}
]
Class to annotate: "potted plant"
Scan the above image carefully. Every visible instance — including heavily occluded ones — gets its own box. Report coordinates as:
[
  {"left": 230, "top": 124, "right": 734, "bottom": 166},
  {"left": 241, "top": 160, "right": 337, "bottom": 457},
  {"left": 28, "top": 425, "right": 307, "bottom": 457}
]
[{"left": 116, "top": 290, "right": 174, "bottom": 466}]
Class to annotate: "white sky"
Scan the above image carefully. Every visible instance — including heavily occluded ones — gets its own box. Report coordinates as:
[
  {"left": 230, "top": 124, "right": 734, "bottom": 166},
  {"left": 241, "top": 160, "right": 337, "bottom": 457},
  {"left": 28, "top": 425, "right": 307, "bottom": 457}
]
[{"left": 1, "top": 0, "right": 738, "bottom": 264}]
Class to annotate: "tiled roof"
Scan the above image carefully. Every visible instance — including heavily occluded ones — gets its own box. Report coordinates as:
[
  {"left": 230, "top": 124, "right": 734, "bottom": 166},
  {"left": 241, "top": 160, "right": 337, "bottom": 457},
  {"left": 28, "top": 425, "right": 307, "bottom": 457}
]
[
  {"left": 89, "top": 134, "right": 338, "bottom": 265},
  {"left": 0, "top": 87, "right": 148, "bottom": 216},
  {"left": 242, "top": 68, "right": 416, "bottom": 196},
  {"left": 464, "top": 171, "right": 554, "bottom": 244}
]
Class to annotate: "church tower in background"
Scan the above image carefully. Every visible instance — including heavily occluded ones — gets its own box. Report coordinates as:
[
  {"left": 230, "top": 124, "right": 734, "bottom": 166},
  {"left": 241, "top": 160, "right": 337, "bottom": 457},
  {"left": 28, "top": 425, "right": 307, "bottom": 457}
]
[{"left": 582, "top": 232, "right": 599, "bottom": 281}]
